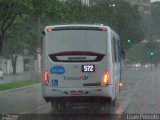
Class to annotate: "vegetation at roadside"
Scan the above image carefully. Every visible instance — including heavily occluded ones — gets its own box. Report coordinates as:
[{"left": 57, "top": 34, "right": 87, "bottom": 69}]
[
  {"left": 126, "top": 41, "right": 160, "bottom": 64},
  {"left": 0, "top": 0, "right": 160, "bottom": 73},
  {"left": 0, "top": 79, "right": 40, "bottom": 91}
]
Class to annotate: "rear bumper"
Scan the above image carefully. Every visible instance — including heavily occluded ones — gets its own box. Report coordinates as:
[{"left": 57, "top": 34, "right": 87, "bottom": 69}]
[{"left": 42, "top": 84, "right": 113, "bottom": 102}]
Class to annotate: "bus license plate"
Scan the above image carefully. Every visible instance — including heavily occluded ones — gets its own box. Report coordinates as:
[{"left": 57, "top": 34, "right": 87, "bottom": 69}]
[{"left": 82, "top": 65, "right": 95, "bottom": 72}]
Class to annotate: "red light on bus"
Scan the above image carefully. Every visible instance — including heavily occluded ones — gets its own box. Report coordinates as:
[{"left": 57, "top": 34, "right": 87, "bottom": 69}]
[
  {"left": 102, "top": 28, "right": 107, "bottom": 32},
  {"left": 44, "top": 70, "right": 49, "bottom": 83},
  {"left": 119, "top": 82, "right": 123, "bottom": 87},
  {"left": 103, "top": 70, "right": 110, "bottom": 84},
  {"left": 47, "top": 28, "right": 54, "bottom": 32}
]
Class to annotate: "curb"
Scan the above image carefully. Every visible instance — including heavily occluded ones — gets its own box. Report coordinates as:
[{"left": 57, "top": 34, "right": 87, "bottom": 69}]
[{"left": 0, "top": 83, "right": 41, "bottom": 94}]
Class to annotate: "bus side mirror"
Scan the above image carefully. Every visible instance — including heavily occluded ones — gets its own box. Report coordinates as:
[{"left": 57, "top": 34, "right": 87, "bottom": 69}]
[{"left": 42, "top": 31, "right": 46, "bottom": 35}]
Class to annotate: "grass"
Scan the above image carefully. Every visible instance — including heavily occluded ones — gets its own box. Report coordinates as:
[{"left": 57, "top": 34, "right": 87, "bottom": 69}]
[{"left": 0, "top": 79, "right": 40, "bottom": 91}]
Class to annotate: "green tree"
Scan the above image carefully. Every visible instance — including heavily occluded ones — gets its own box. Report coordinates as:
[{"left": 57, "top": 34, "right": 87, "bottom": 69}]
[
  {"left": 0, "top": 0, "right": 145, "bottom": 73},
  {"left": 1, "top": 16, "right": 35, "bottom": 74},
  {"left": 126, "top": 42, "right": 160, "bottom": 64},
  {"left": 0, "top": 0, "right": 32, "bottom": 51},
  {"left": 0, "top": 0, "right": 66, "bottom": 74},
  {"left": 113, "top": 0, "right": 143, "bottom": 49},
  {"left": 151, "top": 2, "right": 160, "bottom": 38},
  {"left": 126, "top": 44, "right": 149, "bottom": 64}
]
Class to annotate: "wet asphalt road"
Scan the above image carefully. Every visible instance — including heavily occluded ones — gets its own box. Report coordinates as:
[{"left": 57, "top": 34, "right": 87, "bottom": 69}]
[{"left": 0, "top": 67, "right": 159, "bottom": 120}]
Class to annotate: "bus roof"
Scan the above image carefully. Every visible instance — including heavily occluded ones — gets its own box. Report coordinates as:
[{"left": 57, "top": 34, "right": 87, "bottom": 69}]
[
  {"left": 43, "top": 24, "right": 120, "bottom": 41},
  {"left": 44, "top": 24, "right": 110, "bottom": 30}
]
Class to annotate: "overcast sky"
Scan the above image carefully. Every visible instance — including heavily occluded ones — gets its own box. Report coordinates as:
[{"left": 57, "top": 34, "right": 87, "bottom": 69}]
[{"left": 151, "top": 0, "right": 160, "bottom": 2}]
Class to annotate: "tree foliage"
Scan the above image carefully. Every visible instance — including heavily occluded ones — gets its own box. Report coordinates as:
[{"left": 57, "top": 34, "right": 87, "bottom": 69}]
[
  {"left": 1, "top": 15, "right": 36, "bottom": 74},
  {"left": 126, "top": 42, "right": 160, "bottom": 64},
  {"left": 0, "top": 0, "right": 144, "bottom": 73},
  {"left": 1, "top": 0, "right": 144, "bottom": 51},
  {"left": 151, "top": 2, "right": 160, "bottom": 38},
  {"left": 0, "top": 0, "right": 32, "bottom": 50}
]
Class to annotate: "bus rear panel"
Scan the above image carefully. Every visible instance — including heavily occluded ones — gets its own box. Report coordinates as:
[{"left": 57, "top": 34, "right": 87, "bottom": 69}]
[{"left": 42, "top": 25, "right": 119, "bottom": 104}]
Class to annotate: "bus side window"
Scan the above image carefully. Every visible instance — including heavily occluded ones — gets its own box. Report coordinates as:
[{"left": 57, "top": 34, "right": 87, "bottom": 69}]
[
  {"left": 118, "top": 41, "right": 121, "bottom": 62},
  {"left": 113, "top": 38, "right": 118, "bottom": 63},
  {"left": 111, "top": 38, "right": 115, "bottom": 63}
]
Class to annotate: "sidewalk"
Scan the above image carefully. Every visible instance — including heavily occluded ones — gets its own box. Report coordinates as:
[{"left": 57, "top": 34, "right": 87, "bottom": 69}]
[{"left": 0, "top": 72, "right": 34, "bottom": 84}]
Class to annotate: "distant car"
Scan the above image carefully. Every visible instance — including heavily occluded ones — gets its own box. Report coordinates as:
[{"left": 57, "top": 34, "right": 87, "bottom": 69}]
[
  {"left": 0, "top": 68, "right": 3, "bottom": 80},
  {"left": 132, "top": 63, "right": 141, "bottom": 68}
]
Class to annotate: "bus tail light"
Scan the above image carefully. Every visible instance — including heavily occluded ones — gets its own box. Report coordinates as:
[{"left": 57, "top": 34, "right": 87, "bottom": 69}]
[
  {"left": 47, "top": 28, "right": 54, "bottom": 32},
  {"left": 119, "top": 82, "right": 123, "bottom": 87},
  {"left": 44, "top": 70, "right": 49, "bottom": 84},
  {"left": 103, "top": 70, "right": 110, "bottom": 85},
  {"left": 102, "top": 28, "right": 107, "bottom": 32}
]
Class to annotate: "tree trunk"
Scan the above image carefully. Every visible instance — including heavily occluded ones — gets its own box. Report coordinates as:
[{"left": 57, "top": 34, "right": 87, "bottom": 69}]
[
  {"left": 12, "top": 62, "right": 16, "bottom": 74},
  {"left": 12, "top": 55, "right": 17, "bottom": 74},
  {"left": 0, "top": 36, "right": 3, "bottom": 52}
]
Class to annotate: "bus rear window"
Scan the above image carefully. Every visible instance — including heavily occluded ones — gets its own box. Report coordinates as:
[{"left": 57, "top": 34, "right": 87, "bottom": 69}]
[{"left": 46, "top": 30, "right": 107, "bottom": 55}]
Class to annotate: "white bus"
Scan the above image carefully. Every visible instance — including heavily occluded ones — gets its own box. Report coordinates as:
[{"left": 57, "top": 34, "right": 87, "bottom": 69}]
[{"left": 42, "top": 24, "right": 124, "bottom": 110}]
